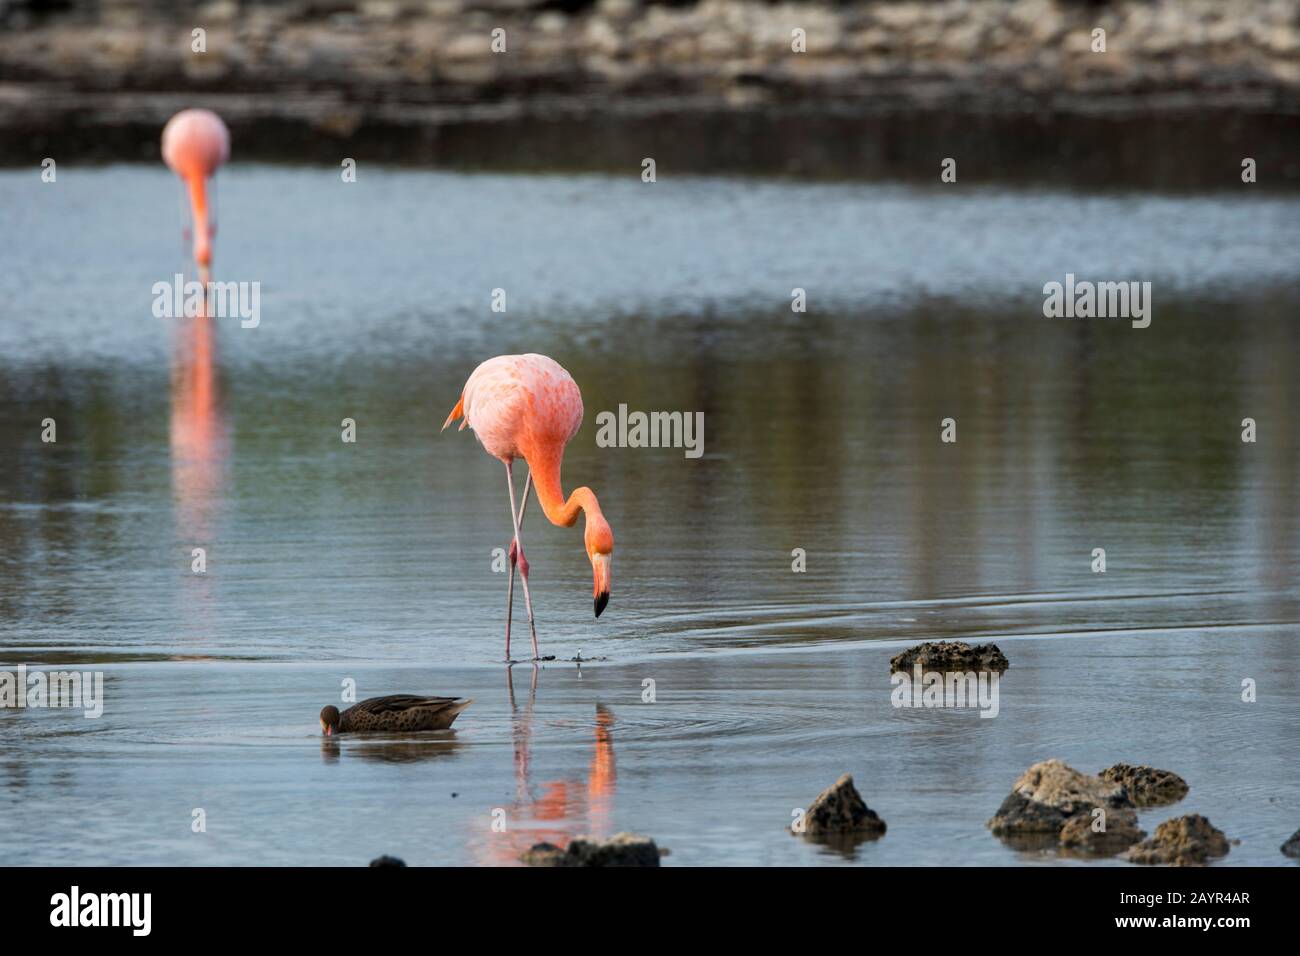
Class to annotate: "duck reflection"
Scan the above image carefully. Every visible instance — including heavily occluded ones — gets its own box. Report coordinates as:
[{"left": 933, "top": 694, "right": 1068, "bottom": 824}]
[
  {"left": 319, "top": 734, "right": 465, "bottom": 765},
  {"left": 475, "top": 664, "right": 617, "bottom": 865}
]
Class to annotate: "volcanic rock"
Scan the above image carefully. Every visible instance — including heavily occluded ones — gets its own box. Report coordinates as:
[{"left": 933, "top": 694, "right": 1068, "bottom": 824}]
[
  {"left": 521, "top": 832, "right": 661, "bottom": 867},
  {"left": 988, "top": 759, "right": 1142, "bottom": 853},
  {"left": 797, "top": 773, "right": 887, "bottom": 839},
  {"left": 1099, "top": 763, "right": 1189, "bottom": 807},
  {"left": 890, "top": 641, "right": 1008, "bottom": 674},
  {"left": 1059, "top": 809, "right": 1145, "bottom": 853},
  {"left": 1125, "top": 814, "right": 1231, "bottom": 866}
]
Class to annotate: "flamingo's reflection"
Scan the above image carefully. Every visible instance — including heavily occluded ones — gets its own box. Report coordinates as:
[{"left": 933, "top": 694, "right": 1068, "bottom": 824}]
[
  {"left": 170, "top": 301, "right": 228, "bottom": 635},
  {"left": 476, "top": 664, "right": 616, "bottom": 864}
]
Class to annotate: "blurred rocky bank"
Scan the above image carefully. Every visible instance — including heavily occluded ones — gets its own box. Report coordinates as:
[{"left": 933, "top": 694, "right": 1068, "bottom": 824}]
[{"left": 1, "top": 0, "right": 1297, "bottom": 185}]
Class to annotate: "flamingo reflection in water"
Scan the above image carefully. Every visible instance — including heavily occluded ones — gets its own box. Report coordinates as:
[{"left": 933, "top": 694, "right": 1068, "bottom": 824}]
[
  {"left": 169, "top": 293, "right": 228, "bottom": 653},
  {"left": 473, "top": 666, "right": 617, "bottom": 865}
]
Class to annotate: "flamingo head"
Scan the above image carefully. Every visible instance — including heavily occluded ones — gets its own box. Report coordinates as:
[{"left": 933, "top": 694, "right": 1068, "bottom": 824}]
[
  {"left": 319, "top": 705, "right": 341, "bottom": 736},
  {"left": 585, "top": 518, "right": 613, "bottom": 618}
]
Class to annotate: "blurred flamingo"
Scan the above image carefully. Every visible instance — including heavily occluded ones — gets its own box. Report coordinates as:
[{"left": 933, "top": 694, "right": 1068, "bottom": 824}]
[
  {"left": 161, "top": 109, "right": 229, "bottom": 277},
  {"left": 443, "top": 354, "right": 614, "bottom": 661}
]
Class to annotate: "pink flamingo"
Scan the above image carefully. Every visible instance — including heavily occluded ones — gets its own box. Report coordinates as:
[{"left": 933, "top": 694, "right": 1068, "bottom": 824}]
[
  {"left": 443, "top": 354, "right": 614, "bottom": 661},
  {"left": 161, "top": 109, "right": 230, "bottom": 275}
]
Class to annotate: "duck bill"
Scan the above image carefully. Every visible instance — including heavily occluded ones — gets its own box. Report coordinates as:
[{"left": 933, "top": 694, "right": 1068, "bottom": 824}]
[{"left": 592, "top": 553, "right": 611, "bottom": 618}]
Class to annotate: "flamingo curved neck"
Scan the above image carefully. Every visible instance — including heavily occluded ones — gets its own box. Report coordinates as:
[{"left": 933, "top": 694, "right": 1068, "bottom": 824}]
[{"left": 528, "top": 449, "right": 602, "bottom": 529}]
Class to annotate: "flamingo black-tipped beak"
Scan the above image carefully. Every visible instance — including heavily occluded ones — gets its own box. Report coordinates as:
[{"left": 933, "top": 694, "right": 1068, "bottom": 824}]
[{"left": 591, "top": 552, "right": 611, "bottom": 618}]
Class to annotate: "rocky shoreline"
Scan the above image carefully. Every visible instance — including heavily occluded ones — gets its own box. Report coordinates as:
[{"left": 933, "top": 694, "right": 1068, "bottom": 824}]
[{"left": 2, "top": 0, "right": 1299, "bottom": 183}]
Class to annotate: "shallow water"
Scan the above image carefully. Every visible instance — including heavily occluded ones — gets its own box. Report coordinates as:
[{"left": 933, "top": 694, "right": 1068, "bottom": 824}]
[{"left": 1, "top": 167, "right": 1298, "bottom": 864}]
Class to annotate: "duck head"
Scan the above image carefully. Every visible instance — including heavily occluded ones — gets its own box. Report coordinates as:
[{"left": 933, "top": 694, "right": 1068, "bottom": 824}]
[{"left": 320, "top": 705, "right": 341, "bottom": 735}]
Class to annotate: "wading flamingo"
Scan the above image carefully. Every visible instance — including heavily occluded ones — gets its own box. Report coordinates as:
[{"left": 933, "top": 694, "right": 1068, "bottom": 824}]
[
  {"left": 443, "top": 354, "right": 613, "bottom": 661},
  {"left": 161, "top": 109, "right": 230, "bottom": 276}
]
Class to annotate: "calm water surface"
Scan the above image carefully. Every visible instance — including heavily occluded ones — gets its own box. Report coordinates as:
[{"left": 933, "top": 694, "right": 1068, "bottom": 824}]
[{"left": 1, "top": 167, "right": 1297, "bottom": 864}]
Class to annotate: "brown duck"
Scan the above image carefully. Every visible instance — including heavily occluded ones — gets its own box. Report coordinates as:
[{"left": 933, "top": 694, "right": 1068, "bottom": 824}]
[{"left": 320, "top": 696, "right": 473, "bottom": 735}]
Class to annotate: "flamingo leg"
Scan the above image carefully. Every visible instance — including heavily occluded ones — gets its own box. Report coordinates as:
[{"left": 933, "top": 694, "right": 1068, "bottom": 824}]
[
  {"left": 505, "top": 464, "right": 540, "bottom": 661},
  {"left": 504, "top": 483, "right": 514, "bottom": 661},
  {"left": 514, "top": 473, "right": 540, "bottom": 659},
  {"left": 504, "top": 468, "right": 532, "bottom": 661}
]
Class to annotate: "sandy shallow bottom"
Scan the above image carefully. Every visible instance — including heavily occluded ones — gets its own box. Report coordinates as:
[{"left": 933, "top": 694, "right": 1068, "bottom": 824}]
[{"left": 2, "top": 626, "right": 1297, "bottom": 867}]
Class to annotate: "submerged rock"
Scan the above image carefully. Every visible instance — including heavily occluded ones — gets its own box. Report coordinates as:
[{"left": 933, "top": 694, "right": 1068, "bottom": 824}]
[
  {"left": 1098, "top": 764, "right": 1189, "bottom": 807},
  {"left": 1125, "top": 815, "right": 1231, "bottom": 866},
  {"left": 890, "top": 641, "right": 1009, "bottom": 674},
  {"left": 521, "top": 832, "right": 661, "bottom": 867},
  {"left": 989, "top": 759, "right": 1142, "bottom": 854},
  {"left": 520, "top": 843, "right": 568, "bottom": 867},
  {"left": 369, "top": 855, "right": 406, "bottom": 867},
  {"left": 1280, "top": 829, "right": 1300, "bottom": 858},
  {"left": 797, "top": 773, "right": 887, "bottom": 839}
]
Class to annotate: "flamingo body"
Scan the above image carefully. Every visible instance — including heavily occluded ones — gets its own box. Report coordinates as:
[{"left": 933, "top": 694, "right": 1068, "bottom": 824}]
[
  {"left": 460, "top": 354, "right": 584, "bottom": 463},
  {"left": 161, "top": 109, "right": 230, "bottom": 179}
]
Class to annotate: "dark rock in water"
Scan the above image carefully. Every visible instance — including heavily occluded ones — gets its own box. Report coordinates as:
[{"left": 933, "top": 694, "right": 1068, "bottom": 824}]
[
  {"left": 568, "top": 833, "right": 661, "bottom": 867},
  {"left": 1125, "top": 815, "right": 1230, "bottom": 866},
  {"left": 520, "top": 842, "right": 568, "bottom": 867},
  {"left": 797, "top": 773, "right": 886, "bottom": 839},
  {"left": 1280, "top": 829, "right": 1300, "bottom": 858},
  {"left": 990, "top": 790, "right": 1069, "bottom": 835},
  {"left": 1059, "top": 809, "right": 1145, "bottom": 854},
  {"left": 989, "top": 759, "right": 1142, "bottom": 854},
  {"left": 369, "top": 855, "right": 406, "bottom": 867},
  {"left": 890, "top": 641, "right": 1009, "bottom": 674},
  {"left": 521, "top": 833, "right": 661, "bottom": 867},
  {"left": 1099, "top": 763, "right": 1189, "bottom": 807}
]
